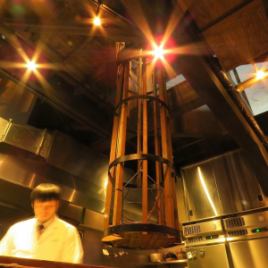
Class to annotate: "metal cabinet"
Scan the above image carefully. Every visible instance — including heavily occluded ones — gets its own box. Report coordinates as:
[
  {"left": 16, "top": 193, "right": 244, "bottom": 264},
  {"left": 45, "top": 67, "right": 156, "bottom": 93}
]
[
  {"left": 186, "top": 244, "right": 230, "bottom": 268},
  {"left": 229, "top": 238, "right": 268, "bottom": 268}
]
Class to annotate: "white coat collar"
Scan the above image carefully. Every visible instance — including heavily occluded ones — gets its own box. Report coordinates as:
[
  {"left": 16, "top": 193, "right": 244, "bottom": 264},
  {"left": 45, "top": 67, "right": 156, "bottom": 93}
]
[{"left": 36, "top": 215, "right": 57, "bottom": 229}]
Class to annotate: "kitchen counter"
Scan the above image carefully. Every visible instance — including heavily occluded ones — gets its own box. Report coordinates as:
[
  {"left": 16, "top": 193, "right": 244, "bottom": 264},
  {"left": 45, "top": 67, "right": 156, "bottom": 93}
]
[
  {"left": 144, "top": 259, "right": 188, "bottom": 267},
  {"left": 0, "top": 256, "right": 111, "bottom": 268}
]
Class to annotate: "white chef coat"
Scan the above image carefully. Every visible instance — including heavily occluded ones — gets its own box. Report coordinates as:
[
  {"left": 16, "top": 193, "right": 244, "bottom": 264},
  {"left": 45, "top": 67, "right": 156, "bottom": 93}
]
[{"left": 0, "top": 216, "right": 83, "bottom": 263}]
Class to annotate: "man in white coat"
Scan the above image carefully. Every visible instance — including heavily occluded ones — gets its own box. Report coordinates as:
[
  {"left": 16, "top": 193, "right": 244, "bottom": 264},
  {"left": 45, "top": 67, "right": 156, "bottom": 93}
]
[{"left": 0, "top": 183, "right": 84, "bottom": 263}]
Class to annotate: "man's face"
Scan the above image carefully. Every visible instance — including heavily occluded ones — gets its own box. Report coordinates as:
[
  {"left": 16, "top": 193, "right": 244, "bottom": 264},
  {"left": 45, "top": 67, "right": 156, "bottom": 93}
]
[{"left": 33, "top": 199, "right": 59, "bottom": 223}]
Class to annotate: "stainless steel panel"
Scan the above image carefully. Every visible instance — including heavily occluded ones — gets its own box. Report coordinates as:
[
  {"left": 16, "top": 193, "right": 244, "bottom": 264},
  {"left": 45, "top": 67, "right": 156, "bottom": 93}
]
[
  {"left": 224, "top": 210, "right": 268, "bottom": 230},
  {"left": 183, "top": 219, "right": 223, "bottom": 237},
  {"left": 0, "top": 116, "right": 109, "bottom": 213},
  {"left": 187, "top": 244, "right": 230, "bottom": 268},
  {"left": 0, "top": 117, "right": 108, "bottom": 188},
  {"left": 176, "top": 175, "right": 188, "bottom": 223},
  {"left": 183, "top": 219, "right": 225, "bottom": 247},
  {"left": 182, "top": 162, "right": 222, "bottom": 220},
  {"left": 224, "top": 209, "right": 268, "bottom": 242},
  {"left": 0, "top": 117, "right": 10, "bottom": 139},
  {"left": 0, "top": 80, "right": 36, "bottom": 124},
  {"left": 47, "top": 131, "right": 109, "bottom": 185},
  {"left": 4, "top": 123, "right": 49, "bottom": 155},
  {"left": 82, "top": 209, "right": 105, "bottom": 231},
  {"left": 0, "top": 150, "right": 106, "bottom": 211},
  {"left": 181, "top": 150, "right": 265, "bottom": 221},
  {"left": 0, "top": 115, "right": 144, "bottom": 227},
  {"left": 229, "top": 238, "right": 268, "bottom": 268}
]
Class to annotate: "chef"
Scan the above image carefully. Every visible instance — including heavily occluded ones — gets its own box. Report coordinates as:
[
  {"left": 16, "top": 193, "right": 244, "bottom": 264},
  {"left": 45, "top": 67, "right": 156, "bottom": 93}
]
[{"left": 0, "top": 183, "right": 84, "bottom": 263}]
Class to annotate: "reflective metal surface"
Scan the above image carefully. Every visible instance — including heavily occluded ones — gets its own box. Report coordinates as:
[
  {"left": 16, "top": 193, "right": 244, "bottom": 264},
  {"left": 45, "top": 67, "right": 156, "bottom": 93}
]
[
  {"left": 0, "top": 115, "right": 145, "bottom": 236},
  {"left": 0, "top": 116, "right": 110, "bottom": 212},
  {"left": 0, "top": 116, "right": 108, "bottom": 236},
  {"left": 183, "top": 219, "right": 225, "bottom": 247},
  {"left": 183, "top": 219, "right": 222, "bottom": 237},
  {"left": 229, "top": 238, "right": 268, "bottom": 268},
  {"left": 224, "top": 209, "right": 268, "bottom": 241},
  {"left": 186, "top": 244, "right": 230, "bottom": 268},
  {"left": 183, "top": 207, "right": 268, "bottom": 268},
  {"left": 225, "top": 208, "right": 268, "bottom": 268},
  {"left": 184, "top": 217, "right": 230, "bottom": 268},
  {"left": 0, "top": 80, "right": 36, "bottom": 124},
  {"left": 180, "top": 150, "right": 265, "bottom": 221}
]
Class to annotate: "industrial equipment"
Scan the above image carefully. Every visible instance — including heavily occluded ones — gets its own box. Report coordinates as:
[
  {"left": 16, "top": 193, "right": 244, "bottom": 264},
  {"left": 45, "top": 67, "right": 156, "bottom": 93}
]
[
  {"left": 224, "top": 208, "right": 268, "bottom": 268},
  {"left": 183, "top": 207, "right": 268, "bottom": 268}
]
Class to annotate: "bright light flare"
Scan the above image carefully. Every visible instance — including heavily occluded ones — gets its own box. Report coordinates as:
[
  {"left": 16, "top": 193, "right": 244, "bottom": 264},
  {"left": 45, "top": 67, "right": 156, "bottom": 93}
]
[
  {"left": 25, "top": 60, "right": 38, "bottom": 72},
  {"left": 153, "top": 45, "right": 165, "bottom": 60},
  {"left": 255, "top": 70, "right": 267, "bottom": 80},
  {"left": 93, "top": 16, "right": 101, "bottom": 26}
]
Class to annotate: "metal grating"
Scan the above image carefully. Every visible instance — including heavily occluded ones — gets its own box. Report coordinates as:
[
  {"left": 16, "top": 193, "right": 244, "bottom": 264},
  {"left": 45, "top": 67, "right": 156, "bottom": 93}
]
[
  {"left": 225, "top": 217, "right": 245, "bottom": 228},
  {"left": 227, "top": 229, "right": 248, "bottom": 236},
  {"left": 187, "top": 236, "right": 203, "bottom": 243},
  {"left": 183, "top": 225, "right": 201, "bottom": 236}
]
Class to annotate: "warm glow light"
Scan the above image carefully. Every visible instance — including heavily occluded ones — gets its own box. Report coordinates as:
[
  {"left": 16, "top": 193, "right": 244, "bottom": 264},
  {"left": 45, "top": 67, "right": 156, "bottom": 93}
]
[
  {"left": 255, "top": 70, "right": 267, "bottom": 80},
  {"left": 152, "top": 45, "right": 165, "bottom": 60},
  {"left": 26, "top": 60, "right": 38, "bottom": 71},
  {"left": 197, "top": 166, "right": 218, "bottom": 216},
  {"left": 93, "top": 16, "right": 101, "bottom": 26},
  {"left": 103, "top": 178, "right": 108, "bottom": 189}
]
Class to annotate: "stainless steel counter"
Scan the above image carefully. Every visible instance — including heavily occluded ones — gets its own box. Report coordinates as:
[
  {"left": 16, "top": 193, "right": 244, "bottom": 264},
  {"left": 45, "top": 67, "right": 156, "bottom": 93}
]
[{"left": 183, "top": 207, "right": 268, "bottom": 268}]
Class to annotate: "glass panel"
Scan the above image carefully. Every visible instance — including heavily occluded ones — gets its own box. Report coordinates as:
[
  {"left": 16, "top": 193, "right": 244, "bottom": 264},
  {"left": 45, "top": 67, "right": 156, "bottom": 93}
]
[
  {"left": 166, "top": 74, "right": 186, "bottom": 90},
  {"left": 231, "top": 62, "right": 268, "bottom": 115}
]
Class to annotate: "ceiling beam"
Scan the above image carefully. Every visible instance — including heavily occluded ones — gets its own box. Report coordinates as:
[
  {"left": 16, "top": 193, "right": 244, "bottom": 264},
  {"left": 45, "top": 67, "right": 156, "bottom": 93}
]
[
  {"left": 1, "top": 21, "right": 140, "bottom": 44},
  {"left": 176, "top": 13, "right": 268, "bottom": 195},
  {"left": 0, "top": 68, "right": 111, "bottom": 138},
  {"left": 0, "top": 25, "right": 111, "bottom": 108},
  {"left": 0, "top": 25, "right": 114, "bottom": 137},
  {"left": 174, "top": 135, "right": 238, "bottom": 167}
]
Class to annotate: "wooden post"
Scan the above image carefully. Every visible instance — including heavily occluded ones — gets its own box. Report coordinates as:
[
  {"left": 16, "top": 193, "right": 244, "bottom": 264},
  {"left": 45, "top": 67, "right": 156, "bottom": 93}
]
[
  {"left": 166, "top": 115, "right": 179, "bottom": 227},
  {"left": 104, "top": 43, "right": 125, "bottom": 228},
  {"left": 112, "top": 62, "right": 129, "bottom": 225},
  {"left": 152, "top": 71, "right": 164, "bottom": 225},
  {"left": 137, "top": 56, "right": 143, "bottom": 188},
  {"left": 157, "top": 67, "right": 175, "bottom": 228},
  {"left": 142, "top": 61, "right": 148, "bottom": 223}
]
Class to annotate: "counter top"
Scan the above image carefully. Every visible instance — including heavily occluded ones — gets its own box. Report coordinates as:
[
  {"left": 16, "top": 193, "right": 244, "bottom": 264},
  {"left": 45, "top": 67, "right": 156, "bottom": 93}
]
[{"left": 0, "top": 256, "right": 110, "bottom": 268}]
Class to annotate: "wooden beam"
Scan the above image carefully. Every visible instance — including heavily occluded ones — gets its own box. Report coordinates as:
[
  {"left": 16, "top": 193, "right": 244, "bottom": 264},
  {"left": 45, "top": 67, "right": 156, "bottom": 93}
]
[
  {"left": 0, "top": 68, "right": 110, "bottom": 137},
  {"left": 0, "top": 26, "right": 112, "bottom": 137},
  {"left": 157, "top": 67, "right": 175, "bottom": 228},
  {"left": 203, "top": 0, "right": 268, "bottom": 70},
  {"left": 137, "top": 57, "right": 143, "bottom": 188},
  {"left": 177, "top": 15, "right": 268, "bottom": 195},
  {"left": 142, "top": 61, "right": 148, "bottom": 223},
  {"left": 104, "top": 44, "right": 125, "bottom": 228},
  {"left": 112, "top": 62, "right": 129, "bottom": 225},
  {"left": 152, "top": 72, "right": 164, "bottom": 224}
]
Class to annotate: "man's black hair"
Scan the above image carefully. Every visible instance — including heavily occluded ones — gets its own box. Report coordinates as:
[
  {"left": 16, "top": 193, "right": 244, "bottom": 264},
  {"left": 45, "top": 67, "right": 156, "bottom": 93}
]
[{"left": 31, "top": 183, "right": 61, "bottom": 202}]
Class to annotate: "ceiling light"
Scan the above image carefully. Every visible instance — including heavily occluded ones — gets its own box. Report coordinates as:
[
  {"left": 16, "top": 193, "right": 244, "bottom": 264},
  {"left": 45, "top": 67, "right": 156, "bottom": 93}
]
[
  {"left": 255, "top": 70, "right": 267, "bottom": 80},
  {"left": 152, "top": 45, "right": 165, "bottom": 60},
  {"left": 26, "top": 60, "right": 37, "bottom": 71},
  {"left": 93, "top": 16, "right": 101, "bottom": 26}
]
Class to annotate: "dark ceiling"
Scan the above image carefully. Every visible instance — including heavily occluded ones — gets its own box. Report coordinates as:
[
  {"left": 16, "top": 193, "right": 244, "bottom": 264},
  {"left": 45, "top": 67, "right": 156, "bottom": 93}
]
[{"left": 0, "top": 0, "right": 268, "bottom": 188}]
